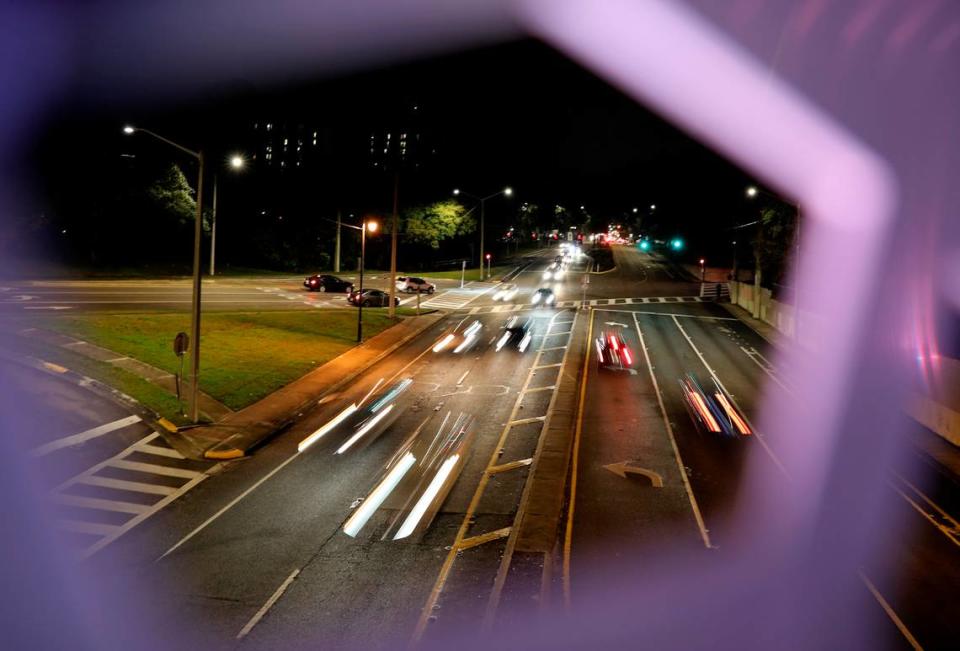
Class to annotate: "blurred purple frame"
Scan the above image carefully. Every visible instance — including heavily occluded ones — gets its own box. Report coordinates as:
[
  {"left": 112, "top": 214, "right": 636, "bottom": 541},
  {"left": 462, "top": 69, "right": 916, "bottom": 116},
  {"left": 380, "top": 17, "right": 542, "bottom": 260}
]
[{"left": 1, "top": 0, "right": 957, "bottom": 649}]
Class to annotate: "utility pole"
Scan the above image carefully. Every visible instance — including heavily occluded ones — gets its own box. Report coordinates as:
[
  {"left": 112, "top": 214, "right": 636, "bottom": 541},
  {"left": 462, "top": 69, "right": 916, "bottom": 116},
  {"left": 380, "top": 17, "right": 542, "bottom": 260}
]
[
  {"left": 388, "top": 172, "right": 399, "bottom": 318},
  {"left": 188, "top": 151, "right": 205, "bottom": 422},
  {"left": 334, "top": 210, "right": 342, "bottom": 273}
]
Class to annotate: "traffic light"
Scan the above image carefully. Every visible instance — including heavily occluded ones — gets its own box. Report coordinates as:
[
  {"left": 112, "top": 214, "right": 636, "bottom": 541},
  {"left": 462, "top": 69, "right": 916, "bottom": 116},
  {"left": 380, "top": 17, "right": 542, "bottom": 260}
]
[
  {"left": 670, "top": 238, "right": 684, "bottom": 251},
  {"left": 639, "top": 240, "right": 651, "bottom": 251}
]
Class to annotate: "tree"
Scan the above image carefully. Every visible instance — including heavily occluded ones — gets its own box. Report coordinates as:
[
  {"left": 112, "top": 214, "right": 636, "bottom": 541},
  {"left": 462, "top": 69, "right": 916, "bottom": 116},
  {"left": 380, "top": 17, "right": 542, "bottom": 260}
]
[
  {"left": 752, "top": 202, "right": 797, "bottom": 316},
  {"left": 148, "top": 164, "right": 197, "bottom": 227},
  {"left": 400, "top": 200, "right": 475, "bottom": 249}
]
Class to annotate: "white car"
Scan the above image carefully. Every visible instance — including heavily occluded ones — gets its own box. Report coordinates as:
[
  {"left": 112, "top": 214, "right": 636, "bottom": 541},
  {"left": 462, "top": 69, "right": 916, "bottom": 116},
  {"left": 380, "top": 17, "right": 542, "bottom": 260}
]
[
  {"left": 492, "top": 283, "right": 519, "bottom": 301},
  {"left": 396, "top": 276, "right": 436, "bottom": 294}
]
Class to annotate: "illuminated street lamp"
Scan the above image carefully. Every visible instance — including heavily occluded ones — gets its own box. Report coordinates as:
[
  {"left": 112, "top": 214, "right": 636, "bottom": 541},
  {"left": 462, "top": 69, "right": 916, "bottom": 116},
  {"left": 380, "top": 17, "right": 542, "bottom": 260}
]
[
  {"left": 339, "top": 219, "right": 379, "bottom": 343},
  {"left": 210, "top": 153, "right": 246, "bottom": 276},
  {"left": 746, "top": 186, "right": 759, "bottom": 198},
  {"left": 485, "top": 253, "right": 492, "bottom": 279},
  {"left": 452, "top": 186, "right": 513, "bottom": 280},
  {"left": 124, "top": 124, "right": 206, "bottom": 423},
  {"left": 699, "top": 257, "right": 706, "bottom": 282}
]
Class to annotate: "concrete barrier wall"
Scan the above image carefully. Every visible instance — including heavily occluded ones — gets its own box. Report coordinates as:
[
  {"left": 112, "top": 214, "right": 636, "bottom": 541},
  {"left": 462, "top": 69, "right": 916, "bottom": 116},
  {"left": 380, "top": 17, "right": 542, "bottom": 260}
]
[{"left": 731, "top": 280, "right": 960, "bottom": 448}]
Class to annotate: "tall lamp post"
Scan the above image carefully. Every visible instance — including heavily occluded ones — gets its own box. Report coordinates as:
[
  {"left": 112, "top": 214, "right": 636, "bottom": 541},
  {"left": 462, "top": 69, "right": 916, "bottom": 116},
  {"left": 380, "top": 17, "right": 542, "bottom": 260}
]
[
  {"left": 124, "top": 125, "right": 205, "bottom": 423},
  {"left": 210, "top": 154, "right": 245, "bottom": 276},
  {"left": 453, "top": 186, "right": 513, "bottom": 281},
  {"left": 746, "top": 184, "right": 801, "bottom": 336},
  {"left": 339, "top": 219, "right": 379, "bottom": 343}
]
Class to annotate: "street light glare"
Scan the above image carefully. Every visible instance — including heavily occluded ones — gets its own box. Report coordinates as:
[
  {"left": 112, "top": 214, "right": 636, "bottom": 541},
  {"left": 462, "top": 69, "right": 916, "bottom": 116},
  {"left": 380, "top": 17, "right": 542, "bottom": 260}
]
[
  {"left": 366, "top": 221, "right": 379, "bottom": 233},
  {"left": 503, "top": 187, "right": 513, "bottom": 196},
  {"left": 650, "top": 204, "right": 656, "bottom": 210},
  {"left": 229, "top": 155, "right": 245, "bottom": 169},
  {"left": 746, "top": 186, "right": 758, "bottom": 197},
  {"left": 122, "top": 125, "right": 135, "bottom": 134},
  {"left": 452, "top": 188, "right": 461, "bottom": 196}
]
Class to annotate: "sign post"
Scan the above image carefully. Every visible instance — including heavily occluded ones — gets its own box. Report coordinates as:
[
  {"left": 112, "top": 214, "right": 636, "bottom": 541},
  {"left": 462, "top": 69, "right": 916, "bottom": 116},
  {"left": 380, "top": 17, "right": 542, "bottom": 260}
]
[{"left": 173, "top": 332, "right": 189, "bottom": 415}]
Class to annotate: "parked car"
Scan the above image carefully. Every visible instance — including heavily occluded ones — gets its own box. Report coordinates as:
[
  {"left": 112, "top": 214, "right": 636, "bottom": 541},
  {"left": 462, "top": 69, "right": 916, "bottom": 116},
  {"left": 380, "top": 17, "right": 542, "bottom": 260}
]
[
  {"left": 396, "top": 276, "right": 436, "bottom": 294},
  {"left": 348, "top": 289, "right": 400, "bottom": 307},
  {"left": 304, "top": 274, "right": 354, "bottom": 293}
]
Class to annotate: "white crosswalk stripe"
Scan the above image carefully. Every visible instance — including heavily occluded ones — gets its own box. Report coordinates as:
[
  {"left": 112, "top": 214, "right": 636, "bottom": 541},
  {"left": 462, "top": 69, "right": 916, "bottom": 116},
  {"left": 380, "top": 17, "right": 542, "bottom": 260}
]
[
  {"left": 458, "top": 296, "right": 704, "bottom": 314},
  {"left": 419, "top": 281, "right": 499, "bottom": 309},
  {"left": 49, "top": 431, "right": 219, "bottom": 558}
]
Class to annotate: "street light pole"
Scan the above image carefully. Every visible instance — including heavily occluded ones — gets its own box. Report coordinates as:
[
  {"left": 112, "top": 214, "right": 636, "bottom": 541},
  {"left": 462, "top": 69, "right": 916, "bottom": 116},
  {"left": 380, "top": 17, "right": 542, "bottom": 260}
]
[
  {"left": 209, "top": 155, "right": 244, "bottom": 277},
  {"left": 453, "top": 186, "right": 512, "bottom": 283},
  {"left": 357, "top": 222, "right": 366, "bottom": 343},
  {"left": 125, "top": 125, "right": 205, "bottom": 423}
]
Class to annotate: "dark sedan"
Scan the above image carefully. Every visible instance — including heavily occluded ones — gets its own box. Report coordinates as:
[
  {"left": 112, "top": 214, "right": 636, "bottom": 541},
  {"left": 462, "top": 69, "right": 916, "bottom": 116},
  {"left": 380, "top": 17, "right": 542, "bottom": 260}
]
[
  {"left": 304, "top": 274, "right": 354, "bottom": 293},
  {"left": 348, "top": 289, "right": 400, "bottom": 307}
]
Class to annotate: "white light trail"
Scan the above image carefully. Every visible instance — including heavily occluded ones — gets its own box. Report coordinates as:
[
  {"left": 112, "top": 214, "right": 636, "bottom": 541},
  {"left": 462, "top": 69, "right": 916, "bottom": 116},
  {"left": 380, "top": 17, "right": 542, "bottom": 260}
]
[
  {"left": 336, "top": 404, "right": 395, "bottom": 454},
  {"left": 433, "top": 334, "right": 455, "bottom": 353},
  {"left": 297, "top": 404, "right": 358, "bottom": 452},
  {"left": 393, "top": 454, "right": 460, "bottom": 540},
  {"left": 343, "top": 452, "right": 416, "bottom": 537}
]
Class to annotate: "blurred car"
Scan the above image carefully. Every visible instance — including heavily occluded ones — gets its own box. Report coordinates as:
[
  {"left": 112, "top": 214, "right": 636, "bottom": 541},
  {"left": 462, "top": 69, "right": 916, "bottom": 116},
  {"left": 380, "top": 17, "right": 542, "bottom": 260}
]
[
  {"left": 532, "top": 287, "right": 557, "bottom": 306},
  {"left": 304, "top": 274, "right": 354, "bottom": 293},
  {"left": 348, "top": 289, "right": 399, "bottom": 307},
  {"left": 492, "top": 283, "right": 519, "bottom": 301},
  {"left": 432, "top": 319, "right": 483, "bottom": 354},
  {"left": 298, "top": 377, "right": 412, "bottom": 454},
  {"left": 396, "top": 276, "right": 436, "bottom": 294},
  {"left": 495, "top": 316, "right": 534, "bottom": 352},
  {"left": 543, "top": 263, "right": 564, "bottom": 280},
  {"left": 678, "top": 373, "right": 752, "bottom": 436},
  {"left": 595, "top": 330, "right": 634, "bottom": 372}
]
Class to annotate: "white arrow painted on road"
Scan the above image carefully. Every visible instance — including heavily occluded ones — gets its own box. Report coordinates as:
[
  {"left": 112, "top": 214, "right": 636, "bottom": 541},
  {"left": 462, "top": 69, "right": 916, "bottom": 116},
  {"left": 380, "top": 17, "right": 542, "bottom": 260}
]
[
  {"left": 604, "top": 321, "right": 628, "bottom": 328},
  {"left": 603, "top": 462, "right": 663, "bottom": 487},
  {"left": 12, "top": 294, "right": 34, "bottom": 301},
  {"left": 24, "top": 306, "right": 73, "bottom": 310}
]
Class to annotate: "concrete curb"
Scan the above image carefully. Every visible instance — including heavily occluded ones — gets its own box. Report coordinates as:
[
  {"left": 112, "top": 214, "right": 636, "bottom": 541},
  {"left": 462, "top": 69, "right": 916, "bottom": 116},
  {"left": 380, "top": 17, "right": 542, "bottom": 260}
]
[
  {"left": 202, "top": 312, "right": 446, "bottom": 459},
  {"left": 0, "top": 349, "right": 194, "bottom": 455}
]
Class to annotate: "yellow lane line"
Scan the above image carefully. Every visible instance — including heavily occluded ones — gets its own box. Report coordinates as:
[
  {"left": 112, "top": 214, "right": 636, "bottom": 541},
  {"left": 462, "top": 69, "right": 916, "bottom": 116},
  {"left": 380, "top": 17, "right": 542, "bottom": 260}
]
[
  {"left": 562, "top": 308, "right": 595, "bottom": 609},
  {"left": 859, "top": 570, "right": 924, "bottom": 650}
]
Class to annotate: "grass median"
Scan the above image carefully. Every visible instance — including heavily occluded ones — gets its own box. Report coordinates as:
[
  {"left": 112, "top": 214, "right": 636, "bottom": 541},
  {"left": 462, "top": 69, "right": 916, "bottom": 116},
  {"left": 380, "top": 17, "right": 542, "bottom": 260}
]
[{"left": 31, "top": 309, "right": 399, "bottom": 422}]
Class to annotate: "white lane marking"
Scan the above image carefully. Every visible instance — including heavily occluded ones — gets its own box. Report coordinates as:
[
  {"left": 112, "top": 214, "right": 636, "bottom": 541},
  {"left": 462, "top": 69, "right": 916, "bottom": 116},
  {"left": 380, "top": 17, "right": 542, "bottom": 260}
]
[
  {"left": 159, "top": 329, "right": 443, "bottom": 561},
  {"left": 236, "top": 569, "right": 301, "bottom": 640},
  {"left": 738, "top": 345, "right": 792, "bottom": 393},
  {"left": 107, "top": 459, "right": 202, "bottom": 479},
  {"left": 53, "top": 493, "right": 150, "bottom": 515},
  {"left": 888, "top": 473, "right": 960, "bottom": 548},
  {"left": 134, "top": 443, "right": 186, "bottom": 459},
  {"left": 29, "top": 415, "right": 142, "bottom": 458},
  {"left": 23, "top": 306, "right": 73, "bottom": 310},
  {"left": 58, "top": 519, "right": 119, "bottom": 537},
  {"left": 859, "top": 570, "right": 924, "bottom": 650},
  {"left": 591, "top": 307, "right": 737, "bottom": 320},
  {"left": 78, "top": 475, "right": 176, "bottom": 496},
  {"left": 669, "top": 314, "right": 789, "bottom": 478},
  {"left": 457, "top": 369, "right": 470, "bottom": 386},
  {"left": 632, "top": 312, "right": 712, "bottom": 549}
]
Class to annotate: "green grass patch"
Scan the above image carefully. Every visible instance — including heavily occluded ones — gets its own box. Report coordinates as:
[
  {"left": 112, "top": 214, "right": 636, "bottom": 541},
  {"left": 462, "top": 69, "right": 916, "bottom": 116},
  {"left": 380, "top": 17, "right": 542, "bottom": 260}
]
[{"left": 35, "top": 310, "right": 398, "bottom": 412}]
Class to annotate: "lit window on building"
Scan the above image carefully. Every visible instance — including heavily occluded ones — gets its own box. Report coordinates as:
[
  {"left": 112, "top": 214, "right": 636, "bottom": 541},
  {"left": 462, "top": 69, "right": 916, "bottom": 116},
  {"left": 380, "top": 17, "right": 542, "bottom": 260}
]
[{"left": 266, "top": 123, "right": 272, "bottom": 131}]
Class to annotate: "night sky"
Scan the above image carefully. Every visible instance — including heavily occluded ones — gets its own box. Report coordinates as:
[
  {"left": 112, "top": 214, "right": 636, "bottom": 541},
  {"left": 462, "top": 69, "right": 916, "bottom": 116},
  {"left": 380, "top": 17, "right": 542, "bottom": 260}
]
[{"left": 29, "top": 38, "right": 759, "bottom": 269}]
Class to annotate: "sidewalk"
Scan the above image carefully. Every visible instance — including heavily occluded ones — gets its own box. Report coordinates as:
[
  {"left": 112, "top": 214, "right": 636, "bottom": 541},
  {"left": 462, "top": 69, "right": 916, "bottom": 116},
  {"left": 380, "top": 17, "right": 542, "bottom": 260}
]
[{"left": 197, "top": 312, "right": 444, "bottom": 459}]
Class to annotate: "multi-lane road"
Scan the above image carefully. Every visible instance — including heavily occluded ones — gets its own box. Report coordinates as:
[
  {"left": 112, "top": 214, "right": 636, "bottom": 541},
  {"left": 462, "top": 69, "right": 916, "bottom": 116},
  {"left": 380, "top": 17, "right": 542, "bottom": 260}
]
[{"left": 3, "top": 245, "right": 958, "bottom": 649}]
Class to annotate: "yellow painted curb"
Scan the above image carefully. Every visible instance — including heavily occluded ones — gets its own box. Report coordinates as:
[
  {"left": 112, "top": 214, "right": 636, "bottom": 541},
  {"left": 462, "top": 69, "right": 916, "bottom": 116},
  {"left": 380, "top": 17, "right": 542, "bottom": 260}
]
[
  {"left": 42, "top": 361, "right": 69, "bottom": 374},
  {"left": 157, "top": 418, "right": 179, "bottom": 433},
  {"left": 205, "top": 448, "right": 245, "bottom": 460}
]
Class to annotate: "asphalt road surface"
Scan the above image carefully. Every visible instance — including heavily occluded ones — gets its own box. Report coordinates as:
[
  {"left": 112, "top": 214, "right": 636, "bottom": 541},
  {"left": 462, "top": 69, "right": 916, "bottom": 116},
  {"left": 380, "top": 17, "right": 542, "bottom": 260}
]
[{"left": 6, "top": 244, "right": 959, "bottom": 650}]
